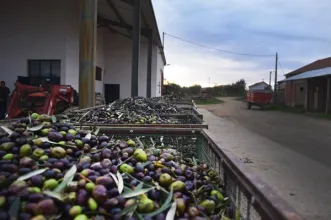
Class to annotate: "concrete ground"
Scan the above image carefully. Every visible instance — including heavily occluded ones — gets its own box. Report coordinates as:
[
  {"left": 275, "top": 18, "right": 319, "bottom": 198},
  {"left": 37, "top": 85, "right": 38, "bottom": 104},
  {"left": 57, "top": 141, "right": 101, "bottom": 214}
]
[{"left": 198, "top": 97, "right": 331, "bottom": 220}]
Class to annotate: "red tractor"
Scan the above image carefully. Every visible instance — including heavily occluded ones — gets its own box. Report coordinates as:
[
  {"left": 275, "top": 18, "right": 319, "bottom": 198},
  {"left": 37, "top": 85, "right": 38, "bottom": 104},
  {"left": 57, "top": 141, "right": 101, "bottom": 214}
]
[{"left": 7, "top": 82, "right": 74, "bottom": 119}]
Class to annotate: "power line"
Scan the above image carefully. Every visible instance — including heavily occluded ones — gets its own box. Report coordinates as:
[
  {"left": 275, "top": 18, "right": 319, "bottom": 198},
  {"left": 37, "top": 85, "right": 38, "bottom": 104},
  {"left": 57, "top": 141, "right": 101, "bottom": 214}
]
[
  {"left": 278, "top": 60, "right": 286, "bottom": 75},
  {"left": 164, "top": 32, "right": 275, "bottom": 57}
]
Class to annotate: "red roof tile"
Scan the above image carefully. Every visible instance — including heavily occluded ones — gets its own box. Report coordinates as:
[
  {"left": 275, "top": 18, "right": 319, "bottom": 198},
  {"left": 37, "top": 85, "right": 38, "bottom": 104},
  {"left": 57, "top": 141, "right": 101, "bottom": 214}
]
[{"left": 286, "top": 57, "right": 331, "bottom": 77}]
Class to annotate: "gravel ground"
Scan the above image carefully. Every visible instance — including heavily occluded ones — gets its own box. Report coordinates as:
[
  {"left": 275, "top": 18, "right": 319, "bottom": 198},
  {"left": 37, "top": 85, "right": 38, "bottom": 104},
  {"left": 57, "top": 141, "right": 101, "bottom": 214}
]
[{"left": 199, "top": 97, "right": 331, "bottom": 220}]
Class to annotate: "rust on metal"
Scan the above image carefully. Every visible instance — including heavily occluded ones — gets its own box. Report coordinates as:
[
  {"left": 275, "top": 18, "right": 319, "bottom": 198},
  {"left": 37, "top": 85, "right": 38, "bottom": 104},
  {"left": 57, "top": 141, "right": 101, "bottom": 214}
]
[{"left": 79, "top": 0, "right": 97, "bottom": 108}]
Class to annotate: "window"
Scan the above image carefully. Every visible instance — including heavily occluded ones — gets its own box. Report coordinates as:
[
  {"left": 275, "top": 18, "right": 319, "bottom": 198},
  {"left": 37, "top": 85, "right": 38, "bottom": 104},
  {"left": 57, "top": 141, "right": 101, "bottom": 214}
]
[
  {"left": 28, "top": 60, "right": 61, "bottom": 78},
  {"left": 96, "top": 66, "right": 102, "bottom": 81},
  {"left": 28, "top": 60, "right": 61, "bottom": 86}
]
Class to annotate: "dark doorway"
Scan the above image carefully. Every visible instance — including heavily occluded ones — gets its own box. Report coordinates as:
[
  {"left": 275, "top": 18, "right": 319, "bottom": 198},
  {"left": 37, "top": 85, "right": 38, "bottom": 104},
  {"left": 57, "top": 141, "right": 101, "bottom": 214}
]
[{"left": 104, "top": 84, "right": 120, "bottom": 104}]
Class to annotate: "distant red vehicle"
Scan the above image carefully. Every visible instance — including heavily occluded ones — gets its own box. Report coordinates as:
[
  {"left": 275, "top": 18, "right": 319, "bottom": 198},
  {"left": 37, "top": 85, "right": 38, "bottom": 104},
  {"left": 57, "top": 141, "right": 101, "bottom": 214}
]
[{"left": 246, "top": 91, "right": 272, "bottom": 109}]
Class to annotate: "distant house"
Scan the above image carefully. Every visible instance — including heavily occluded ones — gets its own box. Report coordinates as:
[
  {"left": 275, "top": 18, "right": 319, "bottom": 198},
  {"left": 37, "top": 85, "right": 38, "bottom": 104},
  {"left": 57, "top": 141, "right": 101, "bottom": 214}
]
[
  {"left": 248, "top": 81, "right": 271, "bottom": 91},
  {"left": 280, "top": 57, "right": 331, "bottom": 113}
]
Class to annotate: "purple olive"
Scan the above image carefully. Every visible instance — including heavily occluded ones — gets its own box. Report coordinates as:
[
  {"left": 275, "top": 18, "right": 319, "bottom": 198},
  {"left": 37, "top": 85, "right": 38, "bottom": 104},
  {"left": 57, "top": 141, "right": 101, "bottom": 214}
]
[
  {"left": 185, "top": 170, "right": 194, "bottom": 180},
  {"left": 142, "top": 176, "right": 152, "bottom": 183},
  {"left": 99, "top": 141, "right": 108, "bottom": 149},
  {"left": 135, "top": 164, "right": 144, "bottom": 173},
  {"left": 19, "top": 168, "right": 32, "bottom": 175},
  {"left": 28, "top": 193, "right": 44, "bottom": 202},
  {"left": 155, "top": 213, "right": 166, "bottom": 220},
  {"left": 148, "top": 189, "right": 161, "bottom": 201},
  {"left": 37, "top": 199, "right": 58, "bottom": 215},
  {"left": 92, "top": 185, "right": 108, "bottom": 203},
  {"left": 129, "top": 179, "right": 138, "bottom": 187},
  {"left": 118, "top": 141, "right": 128, "bottom": 149},
  {"left": 103, "top": 198, "right": 119, "bottom": 209},
  {"left": 135, "top": 172, "right": 144, "bottom": 179},
  {"left": 102, "top": 148, "right": 111, "bottom": 159},
  {"left": 96, "top": 176, "right": 114, "bottom": 188},
  {"left": 91, "top": 164, "right": 102, "bottom": 171},
  {"left": 77, "top": 189, "right": 88, "bottom": 205},
  {"left": 161, "top": 167, "right": 170, "bottom": 174},
  {"left": 148, "top": 155, "right": 156, "bottom": 161},
  {"left": 174, "top": 169, "right": 183, "bottom": 176},
  {"left": 110, "top": 165, "right": 117, "bottom": 174},
  {"left": 53, "top": 161, "right": 64, "bottom": 170},
  {"left": 88, "top": 175, "right": 98, "bottom": 182},
  {"left": 18, "top": 213, "right": 31, "bottom": 220},
  {"left": 25, "top": 203, "right": 38, "bottom": 215},
  {"left": 101, "top": 159, "right": 112, "bottom": 168},
  {"left": 3, "top": 164, "right": 18, "bottom": 173},
  {"left": 108, "top": 188, "right": 119, "bottom": 198},
  {"left": 98, "top": 135, "right": 109, "bottom": 142}
]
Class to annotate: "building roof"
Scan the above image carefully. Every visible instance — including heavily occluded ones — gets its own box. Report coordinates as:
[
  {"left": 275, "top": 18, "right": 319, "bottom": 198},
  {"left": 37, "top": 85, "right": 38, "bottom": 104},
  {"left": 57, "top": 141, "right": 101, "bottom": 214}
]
[
  {"left": 97, "top": 0, "right": 167, "bottom": 65},
  {"left": 283, "top": 66, "right": 331, "bottom": 82},
  {"left": 285, "top": 57, "right": 331, "bottom": 78},
  {"left": 248, "top": 81, "right": 268, "bottom": 88}
]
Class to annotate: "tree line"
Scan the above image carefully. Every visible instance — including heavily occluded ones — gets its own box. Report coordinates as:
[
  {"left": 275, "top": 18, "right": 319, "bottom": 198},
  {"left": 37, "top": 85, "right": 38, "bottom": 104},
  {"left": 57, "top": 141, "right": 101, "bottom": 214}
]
[{"left": 163, "top": 79, "right": 246, "bottom": 98}]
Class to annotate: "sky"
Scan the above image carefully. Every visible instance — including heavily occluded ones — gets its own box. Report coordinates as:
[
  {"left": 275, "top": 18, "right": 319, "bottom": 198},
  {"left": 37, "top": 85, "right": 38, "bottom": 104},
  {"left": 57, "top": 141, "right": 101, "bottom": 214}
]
[{"left": 151, "top": 0, "right": 331, "bottom": 87}]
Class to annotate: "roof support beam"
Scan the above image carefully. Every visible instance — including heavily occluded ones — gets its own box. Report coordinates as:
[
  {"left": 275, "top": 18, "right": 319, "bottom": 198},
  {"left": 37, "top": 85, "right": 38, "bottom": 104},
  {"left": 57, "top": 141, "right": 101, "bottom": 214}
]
[
  {"left": 131, "top": 0, "right": 141, "bottom": 97},
  {"left": 79, "top": 0, "right": 97, "bottom": 108},
  {"left": 97, "top": 16, "right": 148, "bottom": 38},
  {"left": 105, "top": 0, "right": 132, "bottom": 37}
]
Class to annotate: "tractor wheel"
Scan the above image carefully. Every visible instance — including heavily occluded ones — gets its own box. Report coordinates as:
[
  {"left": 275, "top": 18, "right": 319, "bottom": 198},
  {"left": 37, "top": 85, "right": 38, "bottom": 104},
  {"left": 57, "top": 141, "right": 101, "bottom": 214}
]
[{"left": 247, "top": 102, "right": 251, "bottom": 109}]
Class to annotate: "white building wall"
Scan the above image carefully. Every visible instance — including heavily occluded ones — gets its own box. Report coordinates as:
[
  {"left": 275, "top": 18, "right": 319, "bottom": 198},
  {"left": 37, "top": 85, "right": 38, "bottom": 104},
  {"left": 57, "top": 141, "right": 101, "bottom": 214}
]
[
  {"left": 95, "top": 28, "right": 107, "bottom": 94},
  {"left": 0, "top": 0, "right": 162, "bottom": 98},
  {"left": 0, "top": 0, "right": 72, "bottom": 92},
  {"left": 151, "top": 46, "right": 158, "bottom": 96},
  {"left": 155, "top": 47, "right": 165, "bottom": 96}
]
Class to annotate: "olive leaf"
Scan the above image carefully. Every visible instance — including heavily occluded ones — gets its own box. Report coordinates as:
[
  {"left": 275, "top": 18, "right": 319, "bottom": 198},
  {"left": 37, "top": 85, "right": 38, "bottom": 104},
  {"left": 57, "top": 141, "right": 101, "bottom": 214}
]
[
  {"left": 134, "top": 212, "right": 144, "bottom": 220},
  {"left": 16, "top": 168, "right": 48, "bottom": 182},
  {"left": 141, "top": 161, "right": 153, "bottom": 168},
  {"left": 9, "top": 196, "right": 20, "bottom": 219},
  {"left": 28, "top": 113, "right": 32, "bottom": 125},
  {"left": 121, "top": 187, "right": 154, "bottom": 199},
  {"left": 193, "top": 157, "right": 198, "bottom": 166},
  {"left": 119, "top": 204, "right": 138, "bottom": 216},
  {"left": 93, "top": 127, "right": 100, "bottom": 135},
  {"left": 135, "top": 182, "right": 144, "bottom": 190},
  {"left": 51, "top": 115, "right": 57, "bottom": 123},
  {"left": 136, "top": 137, "right": 144, "bottom": 149},
  {"left": 108, "top": 172, "right": 119, "bottom": 189},
  {"left": 37, "top": 137, "right": 77, "bottom": 148},
  {"left": 85, "top": 132, "right": 92, "bottom": 140},
  {"left": 53, "top": 165, "right": 77, "bottom": 193},
  {"left": 165, "top": 202, "right": 177, "bottom": 220},
  {"left": 91, "top": 162, "right": 101, "bottom": 168},
  {"left": 117, "top": 172, "right": 124, "bottom": 194},
  {"left": 0, "top": 125, "right": 13, "bottom": 135},
  {"left": 27, "top": 122, "right": 45, "bottom": 132},
  {"left": 145, "top": 188, "right": 173, "bottom": 218}
]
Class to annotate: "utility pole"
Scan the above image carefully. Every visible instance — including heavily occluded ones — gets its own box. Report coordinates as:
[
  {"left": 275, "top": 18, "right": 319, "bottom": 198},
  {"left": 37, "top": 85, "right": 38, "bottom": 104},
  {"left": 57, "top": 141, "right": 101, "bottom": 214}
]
[
  {"left": 269, "top": 71, "right": 272, "bottom": 86},
  {"left": 274, "top": 53, "right": 278, "bottom": 104}
]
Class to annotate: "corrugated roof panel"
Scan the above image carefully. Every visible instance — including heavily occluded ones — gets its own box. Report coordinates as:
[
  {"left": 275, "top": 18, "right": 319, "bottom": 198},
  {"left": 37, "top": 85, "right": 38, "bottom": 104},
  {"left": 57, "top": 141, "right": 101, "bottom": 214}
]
[{"left": 283, "top": 67, "right": 331, "bottom": 81}]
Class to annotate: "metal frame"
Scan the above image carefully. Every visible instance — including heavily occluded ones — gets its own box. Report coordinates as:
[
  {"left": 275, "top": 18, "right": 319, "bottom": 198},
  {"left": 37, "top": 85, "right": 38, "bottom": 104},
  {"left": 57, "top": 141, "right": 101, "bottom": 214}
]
[{"left": 96, "top": 127, "right": 304, "bottom": 220}]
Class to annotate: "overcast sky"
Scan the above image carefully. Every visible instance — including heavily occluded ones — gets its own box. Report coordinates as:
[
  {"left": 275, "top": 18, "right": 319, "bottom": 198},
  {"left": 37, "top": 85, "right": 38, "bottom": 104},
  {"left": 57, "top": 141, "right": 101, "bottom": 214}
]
[{"left": 152, "top": 0, "right": 331, "bottom": 87}]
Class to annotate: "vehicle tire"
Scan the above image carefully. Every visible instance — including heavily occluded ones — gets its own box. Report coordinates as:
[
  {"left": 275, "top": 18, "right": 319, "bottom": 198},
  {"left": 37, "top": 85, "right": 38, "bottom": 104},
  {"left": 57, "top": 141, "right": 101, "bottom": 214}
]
[{"left": 247, "top": 102, "right": 251, "bottom": 109}]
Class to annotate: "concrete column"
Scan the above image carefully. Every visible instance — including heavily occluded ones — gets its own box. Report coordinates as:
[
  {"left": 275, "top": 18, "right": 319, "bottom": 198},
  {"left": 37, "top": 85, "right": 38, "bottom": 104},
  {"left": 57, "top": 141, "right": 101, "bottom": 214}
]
[
  {"left": 304, "top": 79, "right": 308, "bottom": 110},
  {"left": 79, "top": 0, "right": 97, "bottom": 108},
  {"left": 131, "top": 0, "right": 141, "bottom": 97},
  {"left": 326, "top": 77, "right": 330, "bottom": 113}
]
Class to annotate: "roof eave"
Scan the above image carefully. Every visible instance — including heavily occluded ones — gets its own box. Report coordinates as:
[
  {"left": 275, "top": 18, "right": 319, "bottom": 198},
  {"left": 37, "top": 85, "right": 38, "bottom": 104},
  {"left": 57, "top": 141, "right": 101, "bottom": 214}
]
[{"left": 149, "top": 0, "right": 167, "bottom": 65}]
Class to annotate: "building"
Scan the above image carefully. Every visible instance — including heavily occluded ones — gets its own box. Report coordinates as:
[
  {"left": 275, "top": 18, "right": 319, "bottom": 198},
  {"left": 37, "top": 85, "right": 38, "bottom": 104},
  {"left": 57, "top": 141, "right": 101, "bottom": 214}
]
[
  {"left": 0, "top": 0, "right": 166, "bottom": 105},
  {"left": 280, "top": 57, "right": 331, "bottom": 113},
  {"left": 248, "top": 81, "right": 271, "bottom": 91}
]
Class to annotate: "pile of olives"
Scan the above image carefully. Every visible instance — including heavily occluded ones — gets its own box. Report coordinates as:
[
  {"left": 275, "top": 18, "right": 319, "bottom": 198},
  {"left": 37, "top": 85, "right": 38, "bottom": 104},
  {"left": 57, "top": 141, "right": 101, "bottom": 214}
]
[
  {"left": 0, "top": 113, "right": 233, "bottom": 220},
  {"left": 67, "top": 97, "right": 196, "bottom": 125}
]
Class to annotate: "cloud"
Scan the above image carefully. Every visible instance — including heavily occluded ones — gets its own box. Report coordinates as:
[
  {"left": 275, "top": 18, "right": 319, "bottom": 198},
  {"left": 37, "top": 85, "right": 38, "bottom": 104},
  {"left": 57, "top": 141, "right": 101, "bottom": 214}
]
[{"left": 152, "top": 0, "right": 331, "bottom": 87}]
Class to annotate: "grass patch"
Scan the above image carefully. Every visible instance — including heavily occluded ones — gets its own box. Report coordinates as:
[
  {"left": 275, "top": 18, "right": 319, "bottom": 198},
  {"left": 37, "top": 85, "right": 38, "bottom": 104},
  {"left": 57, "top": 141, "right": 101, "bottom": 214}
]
[{"left": 194, "top": 97, "right": 224, "bottom": 105}]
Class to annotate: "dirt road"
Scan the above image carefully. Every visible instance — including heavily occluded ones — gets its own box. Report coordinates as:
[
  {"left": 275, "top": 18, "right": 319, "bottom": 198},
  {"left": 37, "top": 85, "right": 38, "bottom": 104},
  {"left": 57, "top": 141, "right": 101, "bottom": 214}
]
[{"left": 199, "top": 97, "right": 331, "bottom": 220}]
